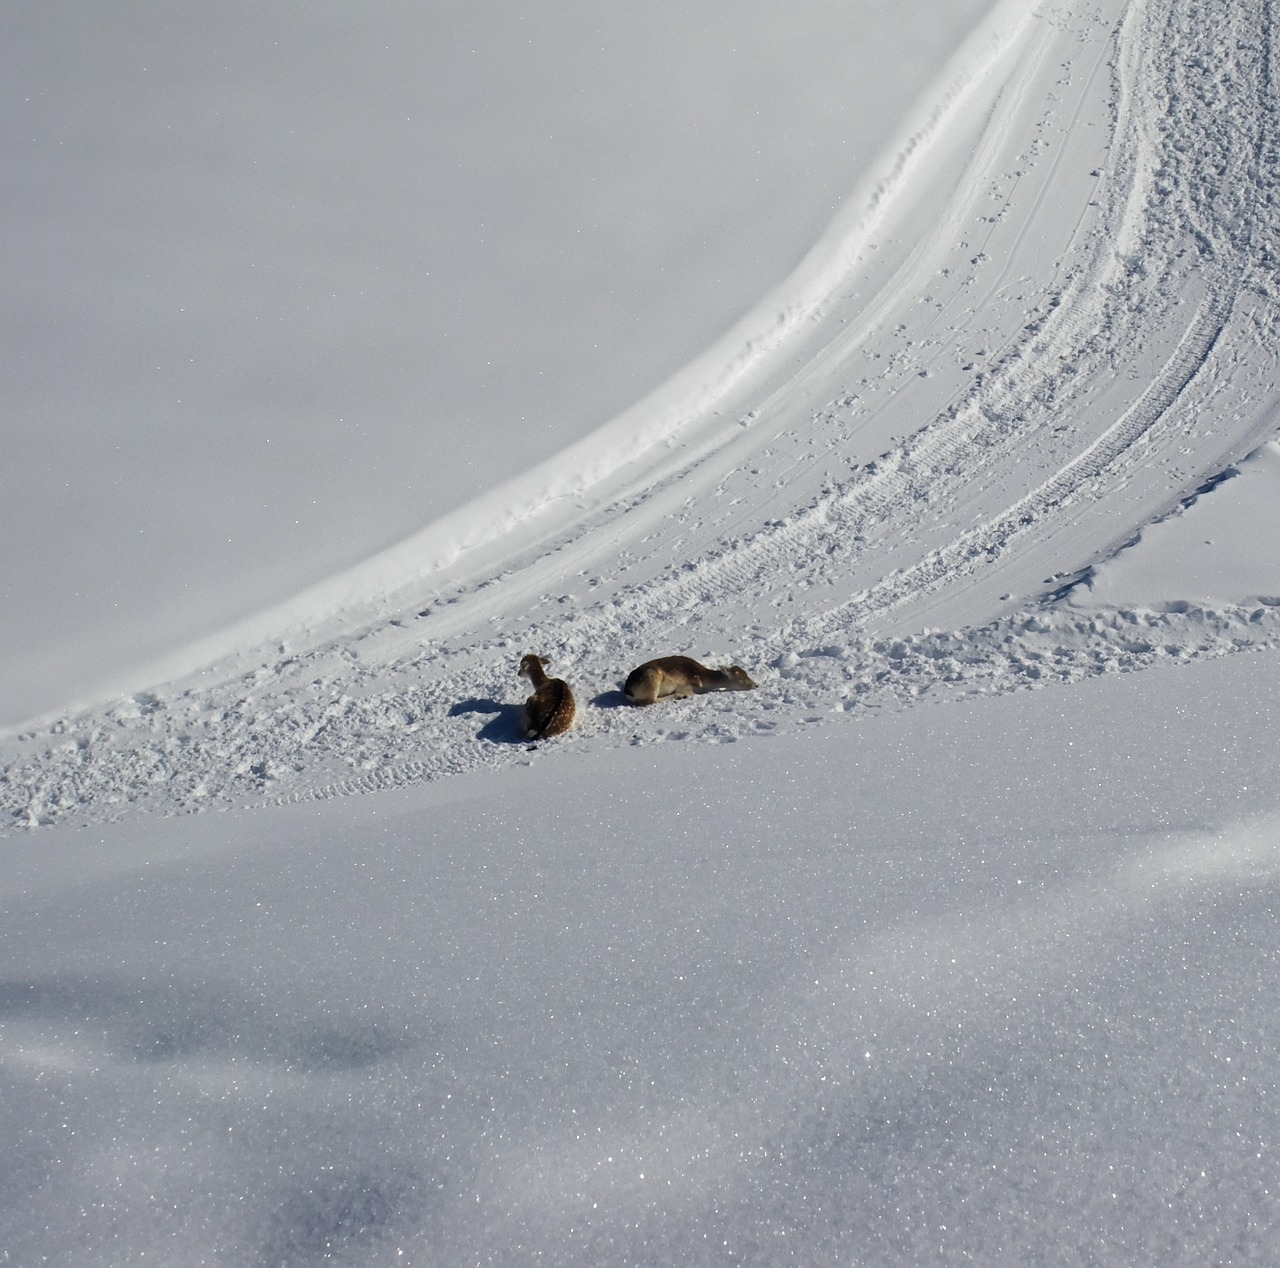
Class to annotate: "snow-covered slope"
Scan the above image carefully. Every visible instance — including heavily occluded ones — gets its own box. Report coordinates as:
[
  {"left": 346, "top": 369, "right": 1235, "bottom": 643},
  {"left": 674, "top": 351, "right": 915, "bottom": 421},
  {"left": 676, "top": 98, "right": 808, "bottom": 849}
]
[
  {"left": 4, "top": 1, "right": 1280, "bottom": 1260},
  {"left": 0, "top": 0, "right": 992, "bottom": 726},
  {"left": 5, "top": 649, "right": 1280, "bottom": 1265},
  {"left": 4, "top": 0, "right": 1277, "bottom": 829}
]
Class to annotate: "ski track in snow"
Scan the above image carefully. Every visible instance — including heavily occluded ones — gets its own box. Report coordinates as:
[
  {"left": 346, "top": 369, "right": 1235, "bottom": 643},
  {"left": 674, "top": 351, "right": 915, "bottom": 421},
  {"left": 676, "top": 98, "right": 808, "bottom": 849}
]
[{"left": 4, "top": 0, "right": 1279, "bottom": 833}]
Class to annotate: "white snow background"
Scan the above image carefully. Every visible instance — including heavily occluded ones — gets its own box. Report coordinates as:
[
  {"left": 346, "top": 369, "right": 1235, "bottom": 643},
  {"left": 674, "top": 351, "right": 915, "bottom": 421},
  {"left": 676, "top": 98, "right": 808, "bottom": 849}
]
[
  {"left": 4, "top": 0, "right": 1280, "bottom": 1263},
  {"left": 0, "top": 0, "right": 989, "bottom": 727}
]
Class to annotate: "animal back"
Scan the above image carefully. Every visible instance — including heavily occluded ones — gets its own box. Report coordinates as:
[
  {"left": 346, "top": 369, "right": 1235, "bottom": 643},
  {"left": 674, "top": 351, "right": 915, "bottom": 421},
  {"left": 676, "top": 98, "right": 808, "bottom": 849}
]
[
  {"left": 624, "top": 656, "right": 707, "bottom": 703},
  {"left": 525, "top": 678, "right": 575, "bottom": 738}
]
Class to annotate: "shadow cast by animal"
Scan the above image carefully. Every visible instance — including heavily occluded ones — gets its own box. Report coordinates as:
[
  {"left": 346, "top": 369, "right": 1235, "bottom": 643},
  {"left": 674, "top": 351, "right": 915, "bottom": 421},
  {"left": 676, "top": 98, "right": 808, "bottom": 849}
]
[
  {"left": 448, "top": 698, "right": 528, "bottom": 745},
  {"left": 590, "top": 689, "right": 631, "bottom": 710}
]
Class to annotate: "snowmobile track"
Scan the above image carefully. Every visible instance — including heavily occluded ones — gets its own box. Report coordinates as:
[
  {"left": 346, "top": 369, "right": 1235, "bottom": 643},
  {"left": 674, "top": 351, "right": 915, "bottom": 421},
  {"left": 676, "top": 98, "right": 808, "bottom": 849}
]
[{"left": 3, "top": 0, "right": 1279, "bottom": 832}]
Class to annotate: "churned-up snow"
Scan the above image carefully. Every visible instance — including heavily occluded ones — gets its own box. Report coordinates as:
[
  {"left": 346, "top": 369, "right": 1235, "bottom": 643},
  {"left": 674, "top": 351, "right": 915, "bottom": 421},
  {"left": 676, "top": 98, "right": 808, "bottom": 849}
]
[{"left": 3, "top": 0, "right": 1280, "bottom": 1262}]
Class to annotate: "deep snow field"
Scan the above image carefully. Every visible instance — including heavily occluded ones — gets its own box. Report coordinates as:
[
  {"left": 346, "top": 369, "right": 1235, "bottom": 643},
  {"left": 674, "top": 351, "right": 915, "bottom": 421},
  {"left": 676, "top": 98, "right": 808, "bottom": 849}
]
[{"left": 4, "top": 0, "right": 1280, "bottom": 1263}]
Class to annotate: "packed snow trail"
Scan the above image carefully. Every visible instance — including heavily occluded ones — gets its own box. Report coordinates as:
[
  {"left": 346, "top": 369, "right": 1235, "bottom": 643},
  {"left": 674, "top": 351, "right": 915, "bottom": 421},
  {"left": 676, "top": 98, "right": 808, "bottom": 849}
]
[{"left": 3, "top": 0, "right": 1279, "bottom": 831}]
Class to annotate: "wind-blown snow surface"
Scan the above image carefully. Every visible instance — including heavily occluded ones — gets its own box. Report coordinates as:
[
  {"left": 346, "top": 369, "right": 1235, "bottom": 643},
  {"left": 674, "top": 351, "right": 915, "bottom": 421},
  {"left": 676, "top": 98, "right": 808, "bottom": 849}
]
[{"left": 4, "top": 0, "right": 1280, "bottom": 1261}]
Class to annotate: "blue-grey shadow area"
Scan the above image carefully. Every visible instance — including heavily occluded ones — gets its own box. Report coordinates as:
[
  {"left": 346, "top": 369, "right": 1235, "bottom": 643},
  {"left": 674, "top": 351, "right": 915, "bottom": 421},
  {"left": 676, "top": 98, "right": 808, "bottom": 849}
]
[
  {"left": 259, "top": 1166, "right": 429, "bottom": 1267},
  {"left": 590, "top": 689, "right": 631, "bottom": 709},
  {"left": 448, "top": 697, "right": 528, "bottom": 744},
  {"left": 0, "top": 972, "right": 459, "bottom": 1261},
  {"left": 0, "top": 975, "right": 422, "bottom": 1073}
]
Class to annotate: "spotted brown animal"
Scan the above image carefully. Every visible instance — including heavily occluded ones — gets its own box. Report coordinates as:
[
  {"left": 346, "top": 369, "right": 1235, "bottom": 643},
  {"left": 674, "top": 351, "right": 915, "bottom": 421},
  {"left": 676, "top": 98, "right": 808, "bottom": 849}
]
[{"left": 518, "top": 654, "right": 576, "bottom": 739}]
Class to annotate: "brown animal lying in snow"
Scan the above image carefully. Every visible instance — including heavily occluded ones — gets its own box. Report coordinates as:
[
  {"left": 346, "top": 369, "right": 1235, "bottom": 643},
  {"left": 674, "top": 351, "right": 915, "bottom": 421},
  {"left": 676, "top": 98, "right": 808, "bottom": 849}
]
[
  {"left": 518, "top": 654, "right": 576, "bottom": 739},
  {"left": 623, "top": 655, "right": 757, "bottom": 706}
]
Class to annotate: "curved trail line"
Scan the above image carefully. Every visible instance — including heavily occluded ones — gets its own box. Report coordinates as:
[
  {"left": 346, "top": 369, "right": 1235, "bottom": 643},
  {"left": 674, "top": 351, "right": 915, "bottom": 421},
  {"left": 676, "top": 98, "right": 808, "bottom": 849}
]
[
  {"left": 823, "top": 294, "right": 1233, "bottom": 633},
  {"left": 3, "top": 0, "right": 1279, "bottom": 833}
]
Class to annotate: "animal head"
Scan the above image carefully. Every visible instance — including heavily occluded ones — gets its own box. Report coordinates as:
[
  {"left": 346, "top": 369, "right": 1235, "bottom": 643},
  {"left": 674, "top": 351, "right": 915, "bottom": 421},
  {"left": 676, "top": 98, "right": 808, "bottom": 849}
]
[
  {"left": 519, "top": 653, "right": 547, "bottom": 679},
  {"left": 722, "top": 665, "right": 758, "bottom": 690}
]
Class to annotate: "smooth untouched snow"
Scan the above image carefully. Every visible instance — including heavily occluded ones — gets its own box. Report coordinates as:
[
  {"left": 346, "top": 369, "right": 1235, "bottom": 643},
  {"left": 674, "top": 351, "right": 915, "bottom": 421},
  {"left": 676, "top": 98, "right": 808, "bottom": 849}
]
[
  {"left": 3, "top": 0, "right": 1280, "bottom": 1262},
  {"left": 1078, "top": 437, "right": 1280, "bottom": 607}
]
